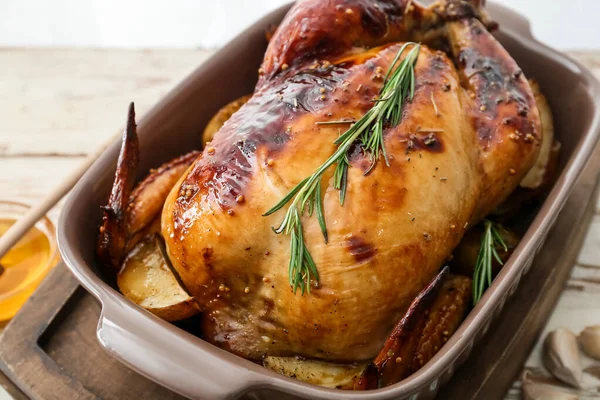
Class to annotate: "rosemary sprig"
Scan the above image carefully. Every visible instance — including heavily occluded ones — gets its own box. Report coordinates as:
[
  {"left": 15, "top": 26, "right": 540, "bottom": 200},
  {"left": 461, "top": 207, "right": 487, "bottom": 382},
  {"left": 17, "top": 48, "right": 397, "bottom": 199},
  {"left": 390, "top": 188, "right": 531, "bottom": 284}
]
[
  {"left": 264, "top": 43, "right": 421, "bottom": 294},
  {"left": 315, "top": 120, "right": 355, "bottom": 125},
  {"left": 472, "top": 220, "right": 508, "bottom": 304}
]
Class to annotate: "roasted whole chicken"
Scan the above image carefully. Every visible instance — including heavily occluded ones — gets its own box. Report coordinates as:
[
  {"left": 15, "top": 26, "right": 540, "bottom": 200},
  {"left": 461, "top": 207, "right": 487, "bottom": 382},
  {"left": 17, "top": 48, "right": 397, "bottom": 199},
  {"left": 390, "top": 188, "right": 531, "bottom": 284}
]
[{"left": 97, "top": 0, "right": 555, "bottom": 390}]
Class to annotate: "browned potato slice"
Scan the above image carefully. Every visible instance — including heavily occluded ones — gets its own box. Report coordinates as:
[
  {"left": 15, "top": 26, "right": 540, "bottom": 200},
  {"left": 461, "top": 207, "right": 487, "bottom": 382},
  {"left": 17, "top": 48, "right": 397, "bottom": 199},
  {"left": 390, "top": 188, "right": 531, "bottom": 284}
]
[
  {"left": 494, "top": 81, "right": 560, "bottom": 220},
  {"left": 118, "top": 235, "right": 199, "bottom": 321},
  {"left": 263, "top": 357, "right": 366, "bottom": 389},
  {"left": 202, "top": 95, "right": 252, "bottom": 145},
  {"left": 493, "top": 140, "right": 560, "bottom": 220},
  {"left": 521, "top": 80, "right": 555, "bottom": 189}
]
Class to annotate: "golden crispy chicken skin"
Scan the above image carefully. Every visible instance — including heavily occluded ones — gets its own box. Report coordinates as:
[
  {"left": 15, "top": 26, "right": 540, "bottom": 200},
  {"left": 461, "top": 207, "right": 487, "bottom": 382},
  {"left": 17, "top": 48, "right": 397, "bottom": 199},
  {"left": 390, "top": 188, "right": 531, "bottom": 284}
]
[{"left": 161, "top": 0, "right": 541, "bottom": 361}]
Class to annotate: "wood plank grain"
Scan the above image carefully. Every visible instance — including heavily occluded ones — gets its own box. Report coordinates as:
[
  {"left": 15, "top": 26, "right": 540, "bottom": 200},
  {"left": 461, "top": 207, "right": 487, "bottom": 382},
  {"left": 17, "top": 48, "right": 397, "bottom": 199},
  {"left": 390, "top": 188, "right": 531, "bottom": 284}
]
[
  {"left": 519, "top": 264, "right": 600, "bottom": 366},
  {"left": 0, "top": 48, "right": 212, "bottom": 157},
  {"left": 0, "top": 266, "right": 96, "bottom": 400},
  {"left": 39, "top": 284, "right": 185, "bottom": 400},
  {"left": 0, "top": 369, "right": 27, "bottom": 400},
  {"left": 0, "top": 157, "right": 83, "bottom": 222},
  {"left": 578, "top": 214, "right": 600, "bottom": 267},
  {"left": 0, "top": 264, "right": 187, "bottom": 400},
  {"left": 505, "top": 272, "right": 600, "bottom": 397},
  {"left": 566, "top": 53, "right": 600, "bottom": 214}
]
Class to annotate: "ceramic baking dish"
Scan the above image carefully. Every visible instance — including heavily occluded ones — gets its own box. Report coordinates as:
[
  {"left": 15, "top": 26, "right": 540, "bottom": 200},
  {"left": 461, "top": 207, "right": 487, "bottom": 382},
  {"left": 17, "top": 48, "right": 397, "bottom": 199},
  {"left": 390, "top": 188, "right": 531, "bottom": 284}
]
[{"left": 58, "top": 2, "right": 600, "bottom": 399}]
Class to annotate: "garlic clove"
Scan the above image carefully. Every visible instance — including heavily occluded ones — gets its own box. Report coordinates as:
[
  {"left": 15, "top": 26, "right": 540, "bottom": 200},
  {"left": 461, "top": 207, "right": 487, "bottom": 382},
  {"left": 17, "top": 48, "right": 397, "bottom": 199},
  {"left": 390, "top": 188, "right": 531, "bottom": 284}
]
[
  {"left": 521, "top": 370, "right": 579, "bottom": 400},
  {"left": 579, "top": 325, "right": 600, "bottom": 361},
  {"left": 542, "top": 328, "right": 583, "bottom": 388},
  {"left": 584, "top": 365, "right": 600, "bottom": 380}
]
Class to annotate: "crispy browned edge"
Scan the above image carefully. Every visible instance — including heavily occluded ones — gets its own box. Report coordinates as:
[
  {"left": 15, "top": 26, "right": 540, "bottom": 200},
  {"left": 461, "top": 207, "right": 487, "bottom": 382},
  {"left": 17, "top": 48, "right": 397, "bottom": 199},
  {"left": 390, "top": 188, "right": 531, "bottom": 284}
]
[
  {"left": 96, "top": 103, "right": 200, "bottom": 274},
  {"left": 354, "top": 270, "right": 473, "bottom": 389},
  {"left": 97, "top": 103, "right": 139, "bottom": 273},
  {"left": 355, "top": 267, "right": 449, "bottom": 389},
  {"left": 410, "top": 275, "right": 472, "bottom": 371}
]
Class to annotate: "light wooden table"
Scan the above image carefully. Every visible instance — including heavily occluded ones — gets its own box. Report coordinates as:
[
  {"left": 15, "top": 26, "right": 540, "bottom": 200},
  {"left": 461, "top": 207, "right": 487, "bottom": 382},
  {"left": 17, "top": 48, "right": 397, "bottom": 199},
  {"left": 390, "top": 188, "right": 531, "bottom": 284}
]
[{"left": 1, "top": 48, "right": 599, "bottom": 399}]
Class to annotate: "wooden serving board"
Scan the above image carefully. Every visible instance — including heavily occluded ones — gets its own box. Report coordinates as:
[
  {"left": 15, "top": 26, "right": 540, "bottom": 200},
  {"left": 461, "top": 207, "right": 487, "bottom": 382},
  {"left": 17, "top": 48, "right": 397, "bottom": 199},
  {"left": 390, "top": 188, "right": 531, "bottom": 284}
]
[{"left": 0, "top": 151, "right": 599, "bottom": 400}]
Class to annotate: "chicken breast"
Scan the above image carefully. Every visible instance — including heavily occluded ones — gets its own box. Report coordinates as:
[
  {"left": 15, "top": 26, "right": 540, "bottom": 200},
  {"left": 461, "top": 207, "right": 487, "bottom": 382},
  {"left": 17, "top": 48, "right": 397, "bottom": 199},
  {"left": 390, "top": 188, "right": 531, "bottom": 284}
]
[{"left": 161, "top": 0, "right": 541, "bottom": 362}]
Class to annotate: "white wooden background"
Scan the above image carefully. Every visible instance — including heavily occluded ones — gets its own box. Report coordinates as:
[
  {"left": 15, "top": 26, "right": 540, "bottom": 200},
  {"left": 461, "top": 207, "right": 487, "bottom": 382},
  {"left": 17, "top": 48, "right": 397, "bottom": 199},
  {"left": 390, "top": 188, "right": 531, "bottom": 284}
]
[
  {"left": 0, "top": 0, "right": 599, "bottom": 50},
  {"left": 0, "top": 48, "right": 599, "bottom": 399}
]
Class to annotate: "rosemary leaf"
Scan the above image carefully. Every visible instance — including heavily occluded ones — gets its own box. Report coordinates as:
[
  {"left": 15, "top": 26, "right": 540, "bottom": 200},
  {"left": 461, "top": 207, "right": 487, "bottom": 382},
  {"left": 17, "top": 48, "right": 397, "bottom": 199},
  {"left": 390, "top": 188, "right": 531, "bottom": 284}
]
[
  {"left": 472, "top": 220, "right": 509, "bottom": 304},
  {"left": 315, "top": 120, "right": 356, "bottom": 125},
  {"left": 315, "top": 179, "right": 328, "bottom": 243},
  {"left": 333, "top": 155, "right": 349, "bottom": 205},
  {"left": 265, "top": 43, "right": 421, "bottom": 294}
]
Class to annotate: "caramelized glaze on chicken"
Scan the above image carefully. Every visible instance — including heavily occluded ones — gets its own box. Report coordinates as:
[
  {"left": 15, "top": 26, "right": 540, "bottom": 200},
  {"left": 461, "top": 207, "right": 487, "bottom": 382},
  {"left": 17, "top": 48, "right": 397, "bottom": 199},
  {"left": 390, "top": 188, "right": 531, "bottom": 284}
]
[{"left": 106, "top": 0, "right": 542, "bottom": 364}]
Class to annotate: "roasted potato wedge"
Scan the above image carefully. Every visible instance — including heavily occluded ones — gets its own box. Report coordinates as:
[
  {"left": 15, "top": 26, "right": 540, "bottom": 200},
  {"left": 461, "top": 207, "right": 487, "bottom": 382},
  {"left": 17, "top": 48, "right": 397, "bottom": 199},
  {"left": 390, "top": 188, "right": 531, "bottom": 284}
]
[
  {"left": 263, "top": 357, "right": 366, "bottom": 389},
  {"left": 202, "top": 95, "right": 252, "bottom": 145},
  {"left": 494, "top": 139, "right": 561, "bottom": 220},
  {"left": 411, "top": 275, "right": 472, "bottom": 371},
  {"left": 367, "top": 267, "right": 450, "bottom": 388},
  {"left": 97, "top": 102, "right": 200, "bottom": 274},
  {"left": 118, "top": 235, "right": 199, "bottom": 321},
  {"left": 493, "top": 81, "right": 560, "bottom": 220},
  {"left": 493, "top": 80, "right": 560, "bottom": 220},
  {"left": 355, "top": 269, "right": 471, "bottom": 389},
  {"left": 521, "top": 80, "right": 555, "bottom": 189}
]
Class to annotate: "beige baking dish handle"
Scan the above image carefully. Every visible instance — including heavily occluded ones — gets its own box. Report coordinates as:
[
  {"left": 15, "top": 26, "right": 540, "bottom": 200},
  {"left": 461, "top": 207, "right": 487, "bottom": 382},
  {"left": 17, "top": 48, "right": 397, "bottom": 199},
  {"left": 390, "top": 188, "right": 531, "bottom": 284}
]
[{"left": 97, "top": 299, "right": 263, "bottom": 399}]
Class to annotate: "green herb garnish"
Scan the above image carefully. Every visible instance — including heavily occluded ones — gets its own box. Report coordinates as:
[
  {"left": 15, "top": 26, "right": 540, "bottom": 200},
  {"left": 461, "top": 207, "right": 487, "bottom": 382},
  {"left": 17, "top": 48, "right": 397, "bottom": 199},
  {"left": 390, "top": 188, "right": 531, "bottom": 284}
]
[
  {"left": 473, "top": 220, "right": 508, "bottom": 304},
  {"left": 263, "top": 43, "right": 421, "bottom": 294}
]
